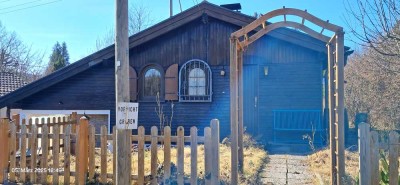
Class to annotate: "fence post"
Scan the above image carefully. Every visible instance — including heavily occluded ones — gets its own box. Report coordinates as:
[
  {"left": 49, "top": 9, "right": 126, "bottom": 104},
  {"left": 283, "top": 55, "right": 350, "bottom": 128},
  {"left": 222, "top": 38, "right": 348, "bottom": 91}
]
[
  {"left": 358, "top": 123, "right": 370, "bottom": 185},
  {"left": 370, "top": 131, "right": 379, "bottom": 185},
  {"left": 88, "top": 125, "right": 95, "bottom": 182},
  {"left": 190, "top": 126, "right": 198, "bottom": 185},
  {"left": 30, "top": 124, "right": 38, "bottom": 183},
  {"left": 64, "top": 125, "right": 71, "bottom": 185},
  {"left": 70, "top": 112, "right": 77, "bottom": 155},
  {"left": 204, "top": 127, "right": 212, "bottom": 185},
  {"left": 177, "top": 126, "right": 185, "bottom": 185},
  {"left": 151, "top": 126, "right": 158, "bottom": 185},
  {"left": 53, "top": 125, "right": 60, "bottom": 184},
  {"left": 9, "top": 122, "right": 16, "bottom": 182},
  {"left": 0, "top": 118, "right": 9, "bottom": 183},
  {"left": 12, "top": 114, "right": 20, "bottom": 151},
  {"left": 164, "top": 126, "right": 171, "bottom": 185},
  {"left": 20, "top": 122, "right": 27, "bottom": 183},
  {"left": 138, "top": 126, "right": 145, "bottom": 185},
  {"left": 41, "top": 124, "right": 49, "bottom": 184},
  {"left": 77, "top": 116, "right": 89, "bottom": 185},
  {"left": 101, "top": 126, "right": 108, "bottom": 184},
  {"left": 211, "top": 119, "right": 220, "bottom": 185},
  {"left": 389, "top": 131, "right": 399, "bottom": 185}
]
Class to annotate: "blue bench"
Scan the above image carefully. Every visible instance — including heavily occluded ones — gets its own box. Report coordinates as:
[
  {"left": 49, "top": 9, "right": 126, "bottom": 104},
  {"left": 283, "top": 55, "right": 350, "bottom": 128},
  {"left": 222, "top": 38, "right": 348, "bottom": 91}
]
[{"left": 273, "top": 110, "right": 324, "bottom": 144}]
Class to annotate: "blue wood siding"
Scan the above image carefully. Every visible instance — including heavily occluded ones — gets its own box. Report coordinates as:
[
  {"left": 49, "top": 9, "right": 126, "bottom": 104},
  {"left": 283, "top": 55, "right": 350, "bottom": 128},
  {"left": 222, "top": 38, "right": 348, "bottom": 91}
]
[
  {"left": 12, "top": 64, "right": 116, "bottom": 125},
  {"left": 137, "top": 66, "right": 230, "bottom": 137},
  {"left": 243, "top": 34, "right": 323, "bottom": 143},
  {"left": 12, "top": 64, "right": 231, "bottom": 137},
  {"left": 10, "top": 19, "right": 325, "bottom": 144}
]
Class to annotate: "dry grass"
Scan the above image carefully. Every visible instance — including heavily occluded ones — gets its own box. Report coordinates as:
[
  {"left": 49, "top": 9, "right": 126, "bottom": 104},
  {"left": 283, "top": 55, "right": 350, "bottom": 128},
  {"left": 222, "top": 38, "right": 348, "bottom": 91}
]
[
  {"left": 307, "top": 148, "right": 359, "bottom": 184},
  {"left": 40, "top": 138, "right": 267, "bottom": 184}
]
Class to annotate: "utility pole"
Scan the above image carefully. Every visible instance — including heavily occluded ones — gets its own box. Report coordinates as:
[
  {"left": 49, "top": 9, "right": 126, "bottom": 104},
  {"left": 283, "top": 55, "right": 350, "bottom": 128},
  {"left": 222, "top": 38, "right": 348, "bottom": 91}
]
[
  {"left": 115, "top": 0, "right": 131, "bottom": 184},
  {"left": 170, "top": 0, "right": 173, "bottom": 17}
]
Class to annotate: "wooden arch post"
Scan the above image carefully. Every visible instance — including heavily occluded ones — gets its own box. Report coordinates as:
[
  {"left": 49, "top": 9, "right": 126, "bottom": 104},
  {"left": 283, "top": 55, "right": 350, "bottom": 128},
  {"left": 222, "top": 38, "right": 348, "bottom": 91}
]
[
  {"left": 229, "top": 7, "right": 346, "bottom": 185},
  {"left": 229, "top": 37, "right": 239, "bottom": 185}
]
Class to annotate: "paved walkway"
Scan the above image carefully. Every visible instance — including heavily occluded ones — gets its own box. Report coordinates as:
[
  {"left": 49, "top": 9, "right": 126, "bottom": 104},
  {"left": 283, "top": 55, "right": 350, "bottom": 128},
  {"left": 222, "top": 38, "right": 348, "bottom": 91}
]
[{"left": 259, "top": 154, "right": 314, "bottom": 185}]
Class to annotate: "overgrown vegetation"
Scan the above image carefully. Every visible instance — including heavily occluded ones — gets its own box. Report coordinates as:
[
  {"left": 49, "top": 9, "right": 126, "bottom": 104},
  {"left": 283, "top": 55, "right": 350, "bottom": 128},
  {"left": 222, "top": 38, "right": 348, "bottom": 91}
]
[
  {"left": 374, "top": 151, "right": 400, "bottom": 185},
  {"left": 307, "top": 148, "right": 359, "bottom": 184},
  {"left": 155, "top": 92, "right": 174, "bottom": 132},
  {"left": 303, "top": 123, "right": 317, "bottom": 153},
  {"left": 222, "top": 133, "right": 268, "bottom": 184},
  {"left": 308, "top": 148, "right": 400, "bottom": 184}
]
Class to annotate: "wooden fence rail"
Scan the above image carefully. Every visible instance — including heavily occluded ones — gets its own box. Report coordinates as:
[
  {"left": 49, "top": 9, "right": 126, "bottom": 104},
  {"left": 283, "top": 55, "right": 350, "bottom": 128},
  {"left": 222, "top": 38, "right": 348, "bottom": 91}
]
[
  {"left": 0, "top": 113, "right": 220, "bottom": 185},
  {"left": 358, "top": 123, "right": 399, "bottom": 185}
]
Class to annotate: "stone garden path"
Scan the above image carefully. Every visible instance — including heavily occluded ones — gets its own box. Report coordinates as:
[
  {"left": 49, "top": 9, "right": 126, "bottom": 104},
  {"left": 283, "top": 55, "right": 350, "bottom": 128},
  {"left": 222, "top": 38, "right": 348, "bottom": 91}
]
[{"left": 259, "top": 154, "right": 315, "bottom": 185}]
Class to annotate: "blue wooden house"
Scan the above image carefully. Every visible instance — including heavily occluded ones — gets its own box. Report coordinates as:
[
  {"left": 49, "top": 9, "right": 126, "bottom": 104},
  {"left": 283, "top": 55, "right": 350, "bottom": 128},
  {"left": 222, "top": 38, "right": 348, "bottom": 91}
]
[{"left": 0, "top": 2, "right": 351, "bottom": 148}]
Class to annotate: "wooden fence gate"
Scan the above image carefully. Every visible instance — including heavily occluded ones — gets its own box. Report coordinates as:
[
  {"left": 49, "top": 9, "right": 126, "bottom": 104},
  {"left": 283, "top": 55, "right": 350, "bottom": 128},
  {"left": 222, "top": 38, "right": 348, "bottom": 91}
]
[
  {"left": 0, "top": 112, "right": 220, "bottom": 185},
  {"left": 358, "top": 123, "right": 399, "bottom": 185}
]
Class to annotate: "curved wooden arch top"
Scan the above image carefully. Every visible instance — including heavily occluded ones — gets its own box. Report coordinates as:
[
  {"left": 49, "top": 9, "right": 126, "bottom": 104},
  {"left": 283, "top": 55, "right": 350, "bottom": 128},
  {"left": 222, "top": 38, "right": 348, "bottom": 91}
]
[
  {"left": 238, "top": 21, "right": 331, "bottom": 48},
  {"left": 231, "top": 8, "right": 343, "bottom": 41}
]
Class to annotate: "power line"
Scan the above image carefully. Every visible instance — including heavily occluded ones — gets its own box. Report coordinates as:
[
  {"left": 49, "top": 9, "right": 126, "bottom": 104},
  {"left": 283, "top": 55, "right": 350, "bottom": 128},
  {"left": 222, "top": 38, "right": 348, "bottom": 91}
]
[
  {"left": 0, "top": 0, "right": 45, "bottom": 11},
  {"left": 0, "top": 0, "right": 61, "bottom": 15}
]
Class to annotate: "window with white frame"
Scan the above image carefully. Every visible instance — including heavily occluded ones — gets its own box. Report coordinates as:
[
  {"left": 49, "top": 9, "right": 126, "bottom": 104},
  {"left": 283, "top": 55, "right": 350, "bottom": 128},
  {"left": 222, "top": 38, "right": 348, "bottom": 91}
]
[{"left": 179, "top": 59, "right": 212, "bottom": 102}]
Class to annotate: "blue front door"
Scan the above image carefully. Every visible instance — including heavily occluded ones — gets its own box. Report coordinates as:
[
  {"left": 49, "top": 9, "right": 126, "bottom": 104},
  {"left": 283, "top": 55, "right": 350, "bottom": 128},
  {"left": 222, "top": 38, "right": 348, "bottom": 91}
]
[{"left": 243, "top": 64, "right": 259, "bottom": 136}]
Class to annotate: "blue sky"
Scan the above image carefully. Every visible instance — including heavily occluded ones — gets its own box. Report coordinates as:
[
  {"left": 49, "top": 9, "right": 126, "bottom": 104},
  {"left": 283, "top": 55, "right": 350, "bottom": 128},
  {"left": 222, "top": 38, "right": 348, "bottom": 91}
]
[{"left": 0, "top": 0, "right": 357, "bottom": 63}]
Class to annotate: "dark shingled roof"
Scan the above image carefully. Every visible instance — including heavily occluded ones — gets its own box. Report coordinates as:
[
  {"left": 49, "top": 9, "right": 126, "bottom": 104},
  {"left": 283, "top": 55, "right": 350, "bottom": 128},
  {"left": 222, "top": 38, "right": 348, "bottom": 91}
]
[{"left": 0, "top": 73, "right": 27, "bottom": 97}]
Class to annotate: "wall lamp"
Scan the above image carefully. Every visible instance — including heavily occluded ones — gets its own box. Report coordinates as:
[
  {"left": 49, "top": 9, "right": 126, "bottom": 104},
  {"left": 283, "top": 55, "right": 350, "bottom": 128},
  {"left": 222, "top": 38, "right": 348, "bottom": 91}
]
[
  {"left": 264, "top": 66, "right": 269, "bottom": 76},
  {"left": 220, "top": 66, "right": 226, "bottom": 76}
]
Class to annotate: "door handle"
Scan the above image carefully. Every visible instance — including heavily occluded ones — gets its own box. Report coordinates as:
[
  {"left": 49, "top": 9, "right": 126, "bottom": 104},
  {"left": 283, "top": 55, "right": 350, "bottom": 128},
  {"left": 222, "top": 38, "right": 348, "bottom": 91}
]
[{"left": 255, "top": 96, "right": 258, "bottom": 108}]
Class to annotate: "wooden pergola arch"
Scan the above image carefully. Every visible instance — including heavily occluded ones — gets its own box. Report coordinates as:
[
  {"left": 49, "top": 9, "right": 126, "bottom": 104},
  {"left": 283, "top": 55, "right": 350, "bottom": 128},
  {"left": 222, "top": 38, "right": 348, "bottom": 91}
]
[{"left": 229, "top": 7, "right": 345, "bottom": 185}]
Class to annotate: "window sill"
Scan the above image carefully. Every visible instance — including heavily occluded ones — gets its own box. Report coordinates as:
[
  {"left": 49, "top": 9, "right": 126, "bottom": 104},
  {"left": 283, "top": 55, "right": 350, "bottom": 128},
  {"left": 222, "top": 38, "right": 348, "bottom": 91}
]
[
  {"left": 139, "top": 97, "right": 165, "bottom": 103},
  {"left": 178, "top": 95, "right": 212, "bottom": 102}
]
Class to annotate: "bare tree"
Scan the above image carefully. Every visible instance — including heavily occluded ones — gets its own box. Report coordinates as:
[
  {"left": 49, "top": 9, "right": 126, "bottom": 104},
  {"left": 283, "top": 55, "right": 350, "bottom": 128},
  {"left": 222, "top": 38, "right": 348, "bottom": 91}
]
[
  {"left": 345, "top": 0, "right": 400, "bottom": 72},
  {"left": 345, "top": 49, "right": 400, "bottom": 130},
  {"left": 344, "top": 0, "right": 400, "bottom": 129},
  {"left": 128, "top": 3, "right": 152, "bottom": 35},
  {"left": 94, "top": 2, "right": 153, "bottom": 51},
  {"left": 95, "top": 28, "right": 114, "bottom": 51},
  {"left": 0, "top": 22, "right": 45, "bottom": 83}
]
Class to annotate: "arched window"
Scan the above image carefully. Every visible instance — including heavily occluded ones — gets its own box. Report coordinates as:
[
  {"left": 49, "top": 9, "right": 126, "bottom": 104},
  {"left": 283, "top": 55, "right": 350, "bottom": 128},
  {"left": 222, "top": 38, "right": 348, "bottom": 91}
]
[
  {"left": 189, "top": 68, "right": 206, "bottom": 95},
  {"left": 141, "top": 65, "right": 163, "bottom": 101},
  {"left": 179, "top": 59, "right": 212, "bottom": 102}
]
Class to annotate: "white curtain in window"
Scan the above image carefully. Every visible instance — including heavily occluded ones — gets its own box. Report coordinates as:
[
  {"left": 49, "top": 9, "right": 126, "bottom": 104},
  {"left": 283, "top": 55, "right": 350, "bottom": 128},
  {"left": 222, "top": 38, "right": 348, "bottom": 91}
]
[{"left": 188, "top": 68, "right": 205, "bottom": 95}]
